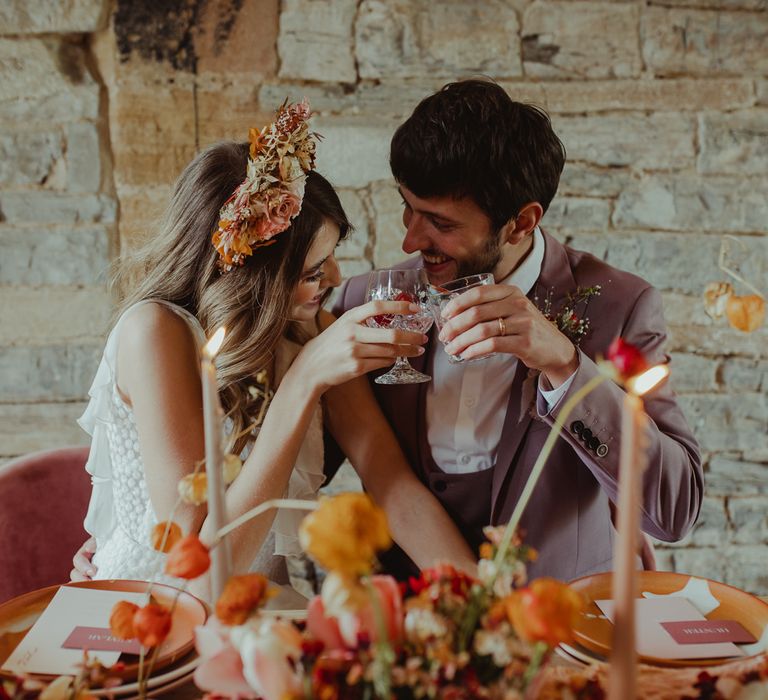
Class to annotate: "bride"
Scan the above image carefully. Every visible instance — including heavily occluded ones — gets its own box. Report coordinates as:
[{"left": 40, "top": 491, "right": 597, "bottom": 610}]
[{"left": 72, "top": 101, "right": 474, "bottom": 598}]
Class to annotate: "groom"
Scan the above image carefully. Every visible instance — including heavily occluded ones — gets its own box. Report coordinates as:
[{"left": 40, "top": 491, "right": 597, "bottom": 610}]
[{"left": 331, "top": 79, "right": 703, "bottom": 582}]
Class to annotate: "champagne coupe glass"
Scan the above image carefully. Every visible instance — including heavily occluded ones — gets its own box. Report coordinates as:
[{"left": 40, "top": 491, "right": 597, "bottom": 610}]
[{"left": 365, "top": 268, "right": 433, "bottom": 385}]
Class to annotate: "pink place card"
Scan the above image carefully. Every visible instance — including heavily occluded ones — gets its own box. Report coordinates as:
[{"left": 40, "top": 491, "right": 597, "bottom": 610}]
[
  {"left": 595, "top": 597, "right": 745, "bottom": 660},
  {"left": 62, "top": 626, "right": 142, "bottom": 654},
  {"left": 661, "top": 620, "right": 757, "bottom": 645}
]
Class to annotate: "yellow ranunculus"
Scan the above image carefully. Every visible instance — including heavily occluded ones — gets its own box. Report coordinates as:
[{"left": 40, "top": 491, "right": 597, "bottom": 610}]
[{"left": 299, "top": 493, "right": 391, "bottom": 577}]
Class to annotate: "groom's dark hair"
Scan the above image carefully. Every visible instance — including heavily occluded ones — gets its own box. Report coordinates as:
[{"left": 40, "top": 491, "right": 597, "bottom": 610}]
[{"left": 390, "top": 78, "right": 566, "bottom": 230}]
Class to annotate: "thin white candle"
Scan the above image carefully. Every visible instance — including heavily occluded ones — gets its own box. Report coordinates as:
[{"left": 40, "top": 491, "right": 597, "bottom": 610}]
[
  {"left": 202, "top": 327, "right": 231, "bottom": 601},
  {"left": 608, "top": 364, "right": 669, "bottom": 700}
]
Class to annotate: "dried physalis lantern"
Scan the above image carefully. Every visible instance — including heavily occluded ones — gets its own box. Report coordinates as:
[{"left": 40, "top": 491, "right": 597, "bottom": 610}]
[
  {"left": 703, "top": 282, "right": 734, "bottom": 320},
  {"left": 151, "top": 521, "right": 183, "bottom": 553},
  {"left": 726, "top": 294, "right": 766, "bottom": 333},
  {"left": 222, "top": 453, "right": 243, "bottom": 485},
  {"left": 178, "top": 472, "right": 208, "bottom": 505}
]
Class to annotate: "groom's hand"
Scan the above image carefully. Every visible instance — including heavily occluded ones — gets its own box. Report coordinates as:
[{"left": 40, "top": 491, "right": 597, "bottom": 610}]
[{"left": 438, "top": 284, "right": 578, "bottom": 387}]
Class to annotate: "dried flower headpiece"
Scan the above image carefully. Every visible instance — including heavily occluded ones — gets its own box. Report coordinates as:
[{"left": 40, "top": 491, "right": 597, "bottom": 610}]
[{"left": 212, "top": 99, "right": 317, "bottom": 271}]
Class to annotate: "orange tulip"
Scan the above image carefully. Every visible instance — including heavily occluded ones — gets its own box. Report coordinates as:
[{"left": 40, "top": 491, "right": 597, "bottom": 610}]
[
  {"left": 164, "top": 534, "right": 211, "bottom": 579},
  {"left": 215, "top": 573, "right": 271, "bottom": 625},
  {"left": 150, "top": 521, "right": 183, "bottom": 553},
  {"left": 505, "top": 577, "right": 585, "bottom": 648},
  {"left": 133, "top": 603, "right": 172, "bottom": 648},
  {"left": 109, "top": 600, "right": 139, "bottom": 640},
  {"left": 726, "top": 294, "right": 765, "bottom": 333}
]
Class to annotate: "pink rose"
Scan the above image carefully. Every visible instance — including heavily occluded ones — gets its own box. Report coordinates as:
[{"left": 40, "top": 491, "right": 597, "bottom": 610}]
[
  {"left": 194, "top": 618, "right": 255, "bottom": 698},
  {"left": 266, "top": 188, "right": 301, "bottom": 234},
  {"left": 307, "top": 575, "right": 404, "bottom": 649}
]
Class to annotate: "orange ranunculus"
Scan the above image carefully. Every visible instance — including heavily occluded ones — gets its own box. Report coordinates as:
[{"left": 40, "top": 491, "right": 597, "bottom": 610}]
[
  {"left": 164, "top": 534, "right": 211, "bottom": 579},
  {"left": 505, "top": 577, "right": 585, "bottom": 648},
  {"left": 150, "top": 521, "right": 183, "bottom": 553},
  {"left": 109, "top": 600, "right": 139, "bottom": 640},
  {"left": 178, "top": 472, "right": 208, "bottom": 505},
  {"left": 133, "top": 603, "right": 172, "bottom": 648},
  {"left": 299, "top": 493, "right": 391, "bottom": 577},
  {"left": 215, "top": 573, "right": 271, "bottom": 625},
  {"left": 726, "top": 293, "right": 765, "bottom": 333}
]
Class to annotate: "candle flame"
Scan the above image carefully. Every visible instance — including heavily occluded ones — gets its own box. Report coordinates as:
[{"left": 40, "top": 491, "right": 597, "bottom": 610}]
[
  {"left": 203, "top": 326, "right": 226, "bottom": 358},
  {"left": 627, "top": 364, "right": 669, "bottom": 396}
]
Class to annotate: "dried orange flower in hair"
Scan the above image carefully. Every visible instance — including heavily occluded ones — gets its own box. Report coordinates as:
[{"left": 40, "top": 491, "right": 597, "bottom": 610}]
[
  {"left": 726, "top": 294, "right": 765, "bottom": 333},
  {"left": 150, "top": 521, "right": 183, "bottom": 553},
  {"left": 505, "top": 577, "right": 585, "bottom": 648},
  {"left": 165, "top": 534, "right": 211, "bottom": 579},
  {"left": 215, "top": 573, "right": 271, "bottom": 625},
  {"left": 178, "top": 472, "right": 207, "bottom": 505},
  {"left": 109, "top": 600, "right": 139, "bottom": 640},
  {"left": 133, "top": 604, "right": 172, "bottom": 647},
  {"left": 703, "top": 281, "right": 734, "bottom": 320},
  {"left": 222, "top": 453, "right": 242, "bottom": 485}
]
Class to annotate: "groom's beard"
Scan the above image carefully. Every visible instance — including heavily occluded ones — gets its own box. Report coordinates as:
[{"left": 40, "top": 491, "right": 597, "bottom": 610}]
[{"left": 454, "top": 231, "right": 503, "bottom": 280}]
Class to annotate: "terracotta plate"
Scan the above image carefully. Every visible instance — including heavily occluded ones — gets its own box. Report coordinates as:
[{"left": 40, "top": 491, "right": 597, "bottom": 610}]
[
  {"left": 0, "top": 579, "right": 207, "bottom": 683},
  {"left": 569, "top": 571, "right": 768, "bottom": 668}
]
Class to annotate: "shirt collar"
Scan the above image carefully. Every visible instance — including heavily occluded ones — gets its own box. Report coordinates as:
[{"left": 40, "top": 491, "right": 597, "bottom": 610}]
[{"left": 497, "top": 226, "right": 545, "bottom": 295}]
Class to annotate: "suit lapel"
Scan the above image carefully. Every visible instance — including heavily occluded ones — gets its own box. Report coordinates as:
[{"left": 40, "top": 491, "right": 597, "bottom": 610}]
[{"left": 490, "top": 231, "right": 579, "bottom": 520}]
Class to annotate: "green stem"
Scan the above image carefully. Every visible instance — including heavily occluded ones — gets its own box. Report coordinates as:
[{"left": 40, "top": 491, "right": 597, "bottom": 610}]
[
  {"left": 522, "top": 641, "right": 547, "bottom": 689},
  {"left": 491, "top": 374, "right": 606, "bottom": 577},
  {"left": 365, "top": 578, "right": 394, "bottom": 700}
]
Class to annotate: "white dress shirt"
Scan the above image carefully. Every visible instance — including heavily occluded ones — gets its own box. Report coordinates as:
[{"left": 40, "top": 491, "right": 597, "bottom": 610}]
[{"left": 426, "top": 228, "right": 575, "bottom": 474}]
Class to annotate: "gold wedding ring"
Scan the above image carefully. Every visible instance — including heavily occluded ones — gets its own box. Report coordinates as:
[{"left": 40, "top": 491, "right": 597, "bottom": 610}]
[{"left": 497, "top": 316, "right": 507, "bottom": 337}]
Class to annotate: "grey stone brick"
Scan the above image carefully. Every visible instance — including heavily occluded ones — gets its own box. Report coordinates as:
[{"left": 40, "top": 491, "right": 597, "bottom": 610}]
[
  {"left": 612, "top": 174, "right": 768, "bottom": 233},
  {"left": 707, "top": 456, "right": 768, "bottom": 497},
  {"left": 0, "top": 402, "right": 89, "bottom": 457},
  {"left": 278, "top": 0, "right": 357, "bottom": 82},
  {"left": 0, "top": 129, "right": 64, "bottom": 187},
  {"left": 642, "top": 6, "right": 768, "bottom": 77},
  {"left": 698, "top": 110, "right": 768, "bottom": 176},
  {"left": 0, "top": 191, "right": 116, "bottom": 225},
  {"left": 555, "top": 113, "right": 696, "bottom": 169},
  {"left": 523, "top": 1, "right": 642, "bottom": 79},
  {"left": 0, "top": 0, "right": 109, "bottom": 34},
  {"left": 668, "top": 353, "right": 718, "bottom": 393},
  {"left": 677, "top": 393, "right": 767, "bottom": 453},
  {"left": 66, "top": 122, "right": 102, "bottom": 192},
  {"left": 0, "top": 225, "right": 112, "bottom": 285},
  {"left": 729, "top": 497, "right": 768, "bottom": 545},
  {"left": 356, "top": 0, "right": 521, "bottom": 79},
  {"left": 0, "top": 344, "right": 101, "bottom": 402}
]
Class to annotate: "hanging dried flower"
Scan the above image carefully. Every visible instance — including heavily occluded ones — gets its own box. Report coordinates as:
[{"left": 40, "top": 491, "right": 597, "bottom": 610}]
[
  {"left": 165, "top": 534, "right": 211, "bottom": 579},
  {"left": 222, "top": 453, "right": 243, "bottom": 485},
  {"left": 151, "top": 521, "right": 183, "bottom": 553},
  {"left": 178, "top": 472, "right": 208, "bottom": 505},
  {"left": 215, "top": 573, "right": 271, "bottom": 625},
  {"left": 109, "top": 600, "right": 139, "bottom": 640},
  {"left": 133, "top": 604, "right": 173, "bottom": 648},
  {"left": 726, "top": 294, "right": 766, "bottom": 333},
  {"left": 702, "top": 281, "right": 734, "bottom": 320}
]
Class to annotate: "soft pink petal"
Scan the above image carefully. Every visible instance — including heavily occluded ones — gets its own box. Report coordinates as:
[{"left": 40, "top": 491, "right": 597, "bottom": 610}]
[
  {"left": 306, "top": 595, "right": 346, "bottom": 650},
  {"left": 194, "top": 647, "right": 255, "bottom": 698}
]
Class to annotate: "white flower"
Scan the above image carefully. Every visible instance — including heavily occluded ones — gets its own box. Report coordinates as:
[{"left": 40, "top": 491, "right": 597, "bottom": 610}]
[
  {"left": 474, "top": 629, "right": 512, "bottom": 666},
  {"left": 404, "top": 606, "right": 450, "bottom": 643}
]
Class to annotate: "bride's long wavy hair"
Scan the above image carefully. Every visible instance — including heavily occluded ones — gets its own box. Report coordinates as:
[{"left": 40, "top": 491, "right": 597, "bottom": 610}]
[{"left": 113, "top": 141, "right": 351, "bottom": 455}]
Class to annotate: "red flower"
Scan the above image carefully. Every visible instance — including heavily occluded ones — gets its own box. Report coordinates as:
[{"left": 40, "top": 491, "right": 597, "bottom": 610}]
[
  {"left": 133, "top": 604, "right": 172, "bottom": 647},
  {"left": 606, "top": 338, "right": 648, "bottom": 381}
]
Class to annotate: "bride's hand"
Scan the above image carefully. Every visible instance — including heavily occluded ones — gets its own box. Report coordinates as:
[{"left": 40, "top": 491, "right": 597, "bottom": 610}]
[{"left": 292, "top": 300, "right": 428, "bottom": 395}]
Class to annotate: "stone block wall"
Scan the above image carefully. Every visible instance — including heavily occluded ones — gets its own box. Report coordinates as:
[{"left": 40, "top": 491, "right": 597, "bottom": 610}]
[{"left": 1, "top": 0, "right": 765, "bottom": 592}]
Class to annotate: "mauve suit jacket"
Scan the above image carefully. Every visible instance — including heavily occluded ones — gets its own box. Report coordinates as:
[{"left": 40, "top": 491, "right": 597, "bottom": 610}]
[{"left": 331, "top": 231, "right": 703, "bottom": 582}]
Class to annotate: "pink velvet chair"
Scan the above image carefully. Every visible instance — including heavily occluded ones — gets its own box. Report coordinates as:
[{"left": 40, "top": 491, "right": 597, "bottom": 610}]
[{"left": 0, "top": 447, "right": 91, "bottom": 604}]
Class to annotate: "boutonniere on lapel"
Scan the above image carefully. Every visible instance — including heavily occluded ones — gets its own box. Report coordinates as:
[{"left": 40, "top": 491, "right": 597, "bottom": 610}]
[
  {"left": 534, "top": 285, "right": 602, "bottom": 345},
  {"left": 520, "top": 285, "right": 602, "bottom": 421}
]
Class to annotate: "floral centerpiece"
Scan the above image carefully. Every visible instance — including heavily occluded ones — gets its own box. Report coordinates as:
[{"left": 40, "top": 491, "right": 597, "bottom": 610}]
[{"left": 191, "top": 493, "right": 584, "bottom": 700}]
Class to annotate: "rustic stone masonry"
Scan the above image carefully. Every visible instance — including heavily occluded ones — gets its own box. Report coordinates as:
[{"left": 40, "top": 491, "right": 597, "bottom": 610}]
[{"left": 0, "top": 0, "right": 765, "bottom": 592}]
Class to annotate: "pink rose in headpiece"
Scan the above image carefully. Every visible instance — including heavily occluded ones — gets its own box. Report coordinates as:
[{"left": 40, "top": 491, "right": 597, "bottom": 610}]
[{"left": 262, "top": 188, "right": 301, "bottom": 239}]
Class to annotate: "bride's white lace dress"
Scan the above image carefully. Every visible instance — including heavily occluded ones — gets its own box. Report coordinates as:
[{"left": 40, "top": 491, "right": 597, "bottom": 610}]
[{"left": 79, "top": 300, "right": 325, "bottom": 591}]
